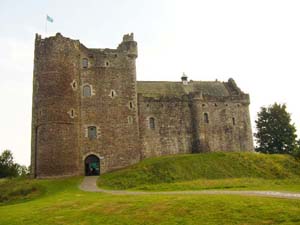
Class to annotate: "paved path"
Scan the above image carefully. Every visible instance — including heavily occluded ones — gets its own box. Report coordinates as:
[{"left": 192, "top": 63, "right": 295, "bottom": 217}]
[{"left": 79, "top": 176, "right": 300, "bottom": 199}]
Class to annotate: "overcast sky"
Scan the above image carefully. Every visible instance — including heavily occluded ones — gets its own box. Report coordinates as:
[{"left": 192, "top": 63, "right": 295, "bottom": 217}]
[{"left": 1, "top": 0, "right": 300, "bottom": 166}]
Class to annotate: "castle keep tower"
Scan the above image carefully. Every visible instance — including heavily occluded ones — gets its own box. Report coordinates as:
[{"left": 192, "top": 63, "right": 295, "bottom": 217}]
[
  {"left": 31, "top": 33, "right": 81, "bottom": 177},
  {"left": 31, "top": 33, "right": 141, "bottom": 178},
  {"left": 31, "top": 33, "right": 253, "bottom": 178}
]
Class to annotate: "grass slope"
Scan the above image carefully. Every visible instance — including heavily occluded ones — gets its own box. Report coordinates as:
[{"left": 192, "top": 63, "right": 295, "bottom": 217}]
[
  {"left": 1, "top": 177, "right": 300, "bottom": 225},
  {"left": 0, "top": 177, "right": 79, "bottom": 205},
  {"left": 98, "top": 152, "right": 300, "bottom": 190}
]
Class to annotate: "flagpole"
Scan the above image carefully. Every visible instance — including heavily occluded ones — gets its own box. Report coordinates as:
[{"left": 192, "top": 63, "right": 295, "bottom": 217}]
[{"left": 45, "top": 15, "right": 47, "bottom": 36}]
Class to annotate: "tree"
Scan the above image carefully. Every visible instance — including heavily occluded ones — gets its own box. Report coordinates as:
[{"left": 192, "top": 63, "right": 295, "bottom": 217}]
[
  {"left": 0, "top": 150, "right": 19, "bottom": 178},
  {"left": 255, "top": 103, "right": 298, "bottom": 154},
  {"left": 0, "top": 150, "right": 29, "bottom": 178}
]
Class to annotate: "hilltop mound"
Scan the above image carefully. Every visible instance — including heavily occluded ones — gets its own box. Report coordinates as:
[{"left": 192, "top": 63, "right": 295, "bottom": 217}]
[{"left": 98, "top": 152, "right": 300, "bottom": 190}]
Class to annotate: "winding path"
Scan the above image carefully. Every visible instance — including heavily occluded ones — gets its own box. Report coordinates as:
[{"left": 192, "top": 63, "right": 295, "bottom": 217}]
[{"left": 79, "top": 176, "right": 300, "bottom": 199}]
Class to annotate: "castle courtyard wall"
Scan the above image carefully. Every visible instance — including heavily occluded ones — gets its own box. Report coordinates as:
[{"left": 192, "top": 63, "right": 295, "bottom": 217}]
[{"left": 138, "top": 96, "right": 193, "bottom": 158}]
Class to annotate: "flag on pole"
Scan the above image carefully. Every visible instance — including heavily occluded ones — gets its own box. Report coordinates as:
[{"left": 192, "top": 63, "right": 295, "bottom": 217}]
[{"left": 46, "top": 15, "right": 54, "bottom": 23}]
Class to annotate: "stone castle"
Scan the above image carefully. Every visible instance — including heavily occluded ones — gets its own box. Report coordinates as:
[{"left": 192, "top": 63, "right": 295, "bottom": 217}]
[{"left": 31, "top": 33, "right": 253, "bottom": 178}]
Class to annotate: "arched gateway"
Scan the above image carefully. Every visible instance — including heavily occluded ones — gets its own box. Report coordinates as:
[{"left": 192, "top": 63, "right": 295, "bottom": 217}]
[{"left": 84, "top": 155, "right": 100, "bottom": 176}]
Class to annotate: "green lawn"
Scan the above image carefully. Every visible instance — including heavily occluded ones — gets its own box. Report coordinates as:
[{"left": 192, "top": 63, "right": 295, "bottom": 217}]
[
  {"left": 1, "top": 177, "right": 300, "bottom": 225},
  {"left": 1, "top": 152, "right": 300, "bottom": 224}
]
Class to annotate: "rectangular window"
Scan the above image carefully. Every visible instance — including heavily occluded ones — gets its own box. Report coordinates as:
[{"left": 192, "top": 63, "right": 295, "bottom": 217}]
[
  {"left": 82, "top": 58, "right": 88, "bottom": 69},
  {"left": 88, "top": 126, "right": 97, "bottom": 139}
]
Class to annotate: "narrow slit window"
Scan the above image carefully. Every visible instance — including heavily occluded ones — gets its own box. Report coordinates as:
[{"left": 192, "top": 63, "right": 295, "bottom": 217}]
[
  {"left": 232, "top": 117, "right": 236, "bottom": 125},
  {"left": 129, "top": 101, "right": 133, "bottom": 109},
  {"left": 83, "top": 85, "right": 92, "bottom": 97},
  {"left": 110, "top": 90, "right": 116, "bottom": 98},
  {"left": 149, "top": 117, "right": 155, "bottom": 129},
  {"left": 88, "top": 126, "right": 97, "bottom": 139},
  {"left": 82, "top": 58, "right": 88, "bottom": 69},
  {"left": 204, "top": 113, "right": 209, "bottom": 124},
  {"left": 72, "top": 81, "right": 77, "bottom": 89}
]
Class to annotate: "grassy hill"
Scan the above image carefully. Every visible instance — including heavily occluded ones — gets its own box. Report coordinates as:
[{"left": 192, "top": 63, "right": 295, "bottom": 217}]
[{"left": 98, "top": 152, "right": 300, "bottom": 190}]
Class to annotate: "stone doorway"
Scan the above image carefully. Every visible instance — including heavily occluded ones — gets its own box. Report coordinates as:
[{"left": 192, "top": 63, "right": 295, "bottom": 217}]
[{"left": 84, "top": 155, "right": 100, "bottom": 176}]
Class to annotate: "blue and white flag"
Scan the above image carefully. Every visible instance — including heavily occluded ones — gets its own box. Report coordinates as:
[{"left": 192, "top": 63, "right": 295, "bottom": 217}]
[{"left": 46, "top": 15, "right": 54, "bottom": 23}]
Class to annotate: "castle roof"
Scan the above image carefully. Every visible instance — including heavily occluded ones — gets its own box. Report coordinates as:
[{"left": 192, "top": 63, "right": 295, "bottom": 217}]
[{"left": 137, "top": 80, "right": 239, "bottom": 98}]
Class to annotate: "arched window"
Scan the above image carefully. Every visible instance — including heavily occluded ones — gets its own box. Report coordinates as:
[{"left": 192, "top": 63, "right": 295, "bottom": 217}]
[
  {"left": 88, "top": 126, "right": 97, "bottom": 139},
  {"left": 82, "top": 58, "right": 88, "bottom": 69},
  {"left": 149, "top": 117, "right": 155, "bottom": 129},
  {"left": 83, "top": 85, "right": 91, "bottom": 97},
  {"left": 204, "top": 113, "right": 209, "bottom": 124}
]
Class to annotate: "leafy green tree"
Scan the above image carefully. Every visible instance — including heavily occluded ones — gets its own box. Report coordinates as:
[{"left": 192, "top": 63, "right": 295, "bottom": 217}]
[
  {"left": 255, "top": 103, "right": 298, "bottom": 154},
  {"left": 0, "top": 150, "right": 28, "bottom": 178}
]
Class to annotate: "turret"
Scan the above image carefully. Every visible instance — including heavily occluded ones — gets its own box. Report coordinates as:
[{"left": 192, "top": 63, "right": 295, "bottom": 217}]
[
  {"left": 181, "top": 73, "right": 188, "bottom": 85},
  {"left": 117, "top": 33, "right": 138, "bottom": 58}
]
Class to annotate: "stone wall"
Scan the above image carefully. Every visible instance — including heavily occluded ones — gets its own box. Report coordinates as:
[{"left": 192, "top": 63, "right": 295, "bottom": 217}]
[
  {"left": 137, "top": 93, "right": 253, "bottom": 158},
  {"left": 138, "top": 95, "right": 193, "bottom": 158},
  {"left": 193, "top": 94, "right": 253, "bottom": 153}
]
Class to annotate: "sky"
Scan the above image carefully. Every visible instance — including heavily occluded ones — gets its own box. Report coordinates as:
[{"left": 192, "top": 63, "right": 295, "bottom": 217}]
[{"left": 0, "top": 0, "right": 300, "bottom": 166}]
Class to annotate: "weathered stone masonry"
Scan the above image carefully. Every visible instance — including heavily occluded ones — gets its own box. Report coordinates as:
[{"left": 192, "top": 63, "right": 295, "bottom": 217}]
[{"left": 31, "top": 33, "right": 254, "bottom": 178}]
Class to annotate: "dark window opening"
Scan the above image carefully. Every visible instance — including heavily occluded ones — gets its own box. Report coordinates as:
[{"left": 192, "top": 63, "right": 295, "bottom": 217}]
[
  {"left": 204, "top": 113, "right": 209, "bottom": 124},
  {"left": 232, "top": 117, "right": 236, "bottom": 125},
  {"left": 85, "top": 155, "right": 100, "bottom": 176},
  {"left": 106, "top": 61, "right": 109, "bottom": 66},
  {"left": 202, "top": 104, "right": 206, "bottom": 107},
  {"left": 129, "top": 101, "right": 133, "bottom": 109},
  {"left": 149, "top": 117, "right": 155, "bottom": 129},
  {"left": 88, "top": 126, "right": 97, "bottom": 139},
  {"left": 82, "top": 58, "right": 88, "bottom": 69},
  {"left": 111, "top": 90, "right": 115, "bottom": 97},
  {"left": 83, "top": 85, "right": 92, "bottom": 97},
  {"left": 71, "top": 109, "right": 74, "bottom": 117},
  {"left": 72, "top": 81, "right": 77, "bottom": 89}
]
